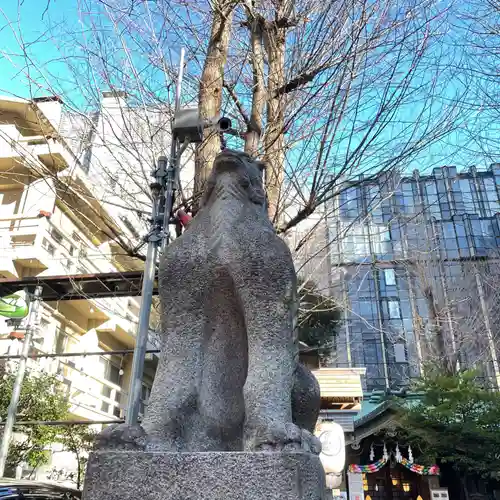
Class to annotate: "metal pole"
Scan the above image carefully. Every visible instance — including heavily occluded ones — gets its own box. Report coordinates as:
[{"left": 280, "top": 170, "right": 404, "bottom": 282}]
[
  {"left": 0, "top": 285, "right": 42, "bottom": 476},
  {"left": 162, "top": 48, "right": 185, "bottom": 252},
  {"left": 125, "top": 184, "right": 161, "bottom": 425},
  {"left": 174, "top": 48, "right": 185, "bottom": 111},
  {"left": 162, "top": 154, "right": 176, "bottom": 250},
  {"left": 125, "top": 49, "right": 186, "bottom": 424}
]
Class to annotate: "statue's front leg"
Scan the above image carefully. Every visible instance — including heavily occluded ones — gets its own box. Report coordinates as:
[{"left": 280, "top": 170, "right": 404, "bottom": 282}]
[
  {"left": 141, "top": 298, "right": 205, "bottom": 452},
  {"left": 237, "top": 282, "right": 301, "bottom": 451}
]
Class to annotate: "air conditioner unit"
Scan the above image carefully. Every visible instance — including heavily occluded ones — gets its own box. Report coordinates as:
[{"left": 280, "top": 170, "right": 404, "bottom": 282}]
[{"left": 431, "top": 489, "right": 449, "bottom": 500}]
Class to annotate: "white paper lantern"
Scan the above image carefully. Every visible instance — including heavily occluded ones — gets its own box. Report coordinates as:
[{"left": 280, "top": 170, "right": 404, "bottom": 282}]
[
  {"left": 326, "top": 473, "right": 343, "bottom": 489},
  {"left": 318, "top": 422, "right": 346, "bottom": 474}
]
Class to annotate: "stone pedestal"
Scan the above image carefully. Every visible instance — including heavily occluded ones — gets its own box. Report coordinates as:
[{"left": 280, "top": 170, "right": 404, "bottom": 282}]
[{"left": 83, "top": 451, "right": 327, "bottom": 500}]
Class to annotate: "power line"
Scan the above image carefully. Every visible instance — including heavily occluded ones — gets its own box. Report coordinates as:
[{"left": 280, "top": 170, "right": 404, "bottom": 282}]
[
  {"left": 0, "top": 348, "right": 160, "bottom": 360},
  {"left": 1, "top": 419, "right": 124, "bottom": 427}
]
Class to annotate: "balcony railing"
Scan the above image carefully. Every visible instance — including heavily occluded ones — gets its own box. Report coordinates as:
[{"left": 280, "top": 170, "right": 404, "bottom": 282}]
[
  {"left": 0, "top": 126, "right": 69, "bottom": 170},
  {"left": 28, "top": 347, "right": 126, "bottom": 420},
  {"left": 0, "top": 213, "right": 141, "bottom": 328},
  {"left": 0, "top": 212, "right": 111, "bottom": 273}
]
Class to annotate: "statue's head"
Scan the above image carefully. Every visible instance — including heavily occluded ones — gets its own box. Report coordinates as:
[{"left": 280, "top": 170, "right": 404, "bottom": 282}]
[{"left": 201, "top": 149, "right": 266, "bottom": 208}]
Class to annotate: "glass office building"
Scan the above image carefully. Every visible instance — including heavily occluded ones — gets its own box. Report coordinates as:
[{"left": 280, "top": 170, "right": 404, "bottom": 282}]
[{"left": 299, "top": 164, "right": 500, "bottom": 391}]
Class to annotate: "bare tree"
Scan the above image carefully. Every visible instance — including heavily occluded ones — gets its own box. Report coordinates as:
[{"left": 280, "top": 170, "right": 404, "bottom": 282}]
[
  {"left": 453, "top": 0, "right": 499, "bottom": 161},
  {"left": 195, "top": 0, "right": 237, "bottom": 211},
  {"left": 398, "top": 215, "right": 500, "bottom": 385},
  {"left": 0, "top": 0, "right": 468, "bottom": 255}
]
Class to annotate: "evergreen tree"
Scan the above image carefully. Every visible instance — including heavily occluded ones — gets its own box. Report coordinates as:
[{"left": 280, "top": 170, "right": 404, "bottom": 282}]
[
  {"left": 0, "top": 370, "right": 95, "bottom": 487},
  {"left": 297, "top": 280, "right": 341, "bottom": 363},
  {"left": 0, "top": 371, "right": 69, "bottom": 473},
  {"left": 397, "top": 370, "right": 500, "bottom": 491}
]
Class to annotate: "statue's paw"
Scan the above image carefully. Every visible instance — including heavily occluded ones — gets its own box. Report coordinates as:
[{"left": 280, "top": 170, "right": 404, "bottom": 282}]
[
  {"left": 94, "top": 423, "right": 147, "bottom": 451},
  {"left": 245, "top": 422, "right": 320, "bottom": 454},
  {"left": 145, "top": 434, "right": 177, "bottom": 452},
  {"left": 301, "top": 429, "right": 322, "bottom": 455}
]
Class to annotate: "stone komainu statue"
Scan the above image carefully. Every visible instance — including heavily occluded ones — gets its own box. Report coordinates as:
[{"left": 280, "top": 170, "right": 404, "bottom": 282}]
[{"left": 98, "top": 150, "right": 321, "bottom": 454}]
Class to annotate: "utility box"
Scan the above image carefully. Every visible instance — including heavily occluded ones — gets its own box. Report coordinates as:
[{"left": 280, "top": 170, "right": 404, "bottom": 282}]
[{"left": 172, "top": 108, "right": 203, "bottom": 143}]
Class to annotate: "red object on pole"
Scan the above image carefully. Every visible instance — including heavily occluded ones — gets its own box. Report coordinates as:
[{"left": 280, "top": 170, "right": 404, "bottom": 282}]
[{"left": 177, "top": 210, "right": 192, "bottom": 227}]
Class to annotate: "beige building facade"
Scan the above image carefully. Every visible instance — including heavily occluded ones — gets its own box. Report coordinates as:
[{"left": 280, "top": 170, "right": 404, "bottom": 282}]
[{"left": 0, "top": 94, "right": 159, "bottom": 482}]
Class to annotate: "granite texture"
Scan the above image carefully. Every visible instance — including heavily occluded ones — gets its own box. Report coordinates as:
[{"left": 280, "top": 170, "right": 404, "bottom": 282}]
[
  {"left": 94, "top": 423, "right": 146, "bottom": 451},
  {"left": 292, "top": 362, "right": 321, "bottom": 434},
  {"left": 134, "top": 149, "right": 322, "bottom": 453},
  {"left": 83, "top": 451, "right": 327, "bottom": 500}
]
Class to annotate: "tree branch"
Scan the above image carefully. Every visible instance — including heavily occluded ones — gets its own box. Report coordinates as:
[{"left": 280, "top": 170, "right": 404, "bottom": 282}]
[
  {"left": 223, "top": 80, "right": 250, "bottom": 126},
  {"left": 274, "top": 64, "right": 330, "bottom": 97}
]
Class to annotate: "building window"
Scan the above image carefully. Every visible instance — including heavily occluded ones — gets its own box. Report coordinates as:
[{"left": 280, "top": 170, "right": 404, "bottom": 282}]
[
  {"left": 371, "top": 224, "right": 392, "bottom": 257},
  {"left": 394, "top": 343, "right": 406, "bottom": 363},
  {"left": 367, "top": 185, "right": 382, "bottom": 222},
  {"left": 54, "top": 328, "right": 68, "bottom": 354},
  {"left": 400, "top": 182, "right": 416, "bottom": 214},
  {"left": 353, "top": 300, "right": 376, "bottom": 319},
  {"left": 382, "top": 299, "right": 401, "bottom": 320},
  {"left": 101, "top": 358, "right": 121, "bottom": 385},
  {"left": 363, "top": 340, "right": 384, "bottom": 383},
  {"left": 42, "top": 238, "right": 56, "bottom": 256},
  {"left": 388, "top": 300, "right": 401, "bottom": 319},
  {"left": 51, "top": 228, "right": 63, "bottom": 245},
  {"left": 342, "top": 223, "right": 370, "bottom": 262},
  {"left": 454, "top": 220, "right": 470, "bottom": 257},
  {"left": 424, "top": 181, "right": 442, "bottom": 219},
  {"left": 472, "top": 217, "right": 496, "bottom": 254},
  {"left": 384, "top": 269, "right": 396, "bottom": 286},
  {"left": 99, "top": 356, "right": 123, "bottom": 416},
  {"left": 340, "top": 187, "right": 360, "bottom": 219},
  {"left": 457, "top": 178, "right": 478, "bottom": 214},
  {"left": 33, "top": 319, "right": 50, "bottom": 349},
  {"left": 441, "top": 221, "right": 460, "bottom": 258},
  {"left": 483, "top": 178, "right": 499, "bottom": 216}
]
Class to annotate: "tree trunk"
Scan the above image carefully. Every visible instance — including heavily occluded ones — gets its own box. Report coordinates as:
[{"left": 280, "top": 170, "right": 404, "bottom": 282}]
[
  {"left": 194, "top": 1, "right": 235, "bottom": 213},
  {"left": 76, "top": 452, "right": 81, "bottom": 490},
  {"left": 424, "top": 286, "right": 453, "bottom": 374},
  {"left": 460, "top": 475, "right": 470, "bottom": 500},
  {"left": 244, "top": 15, "right": 266, "bottom": 156},
  {"left": 263, "top": 21, "right": 286, "bottom": 224}
]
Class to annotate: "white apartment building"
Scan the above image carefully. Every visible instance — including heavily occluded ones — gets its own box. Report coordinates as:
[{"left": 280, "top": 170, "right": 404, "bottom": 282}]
[{"left": 0, "top": 92, "right": 180, "bottom": 482}]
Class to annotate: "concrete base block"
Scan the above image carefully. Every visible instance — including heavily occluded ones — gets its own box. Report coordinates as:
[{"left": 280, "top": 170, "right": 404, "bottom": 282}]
[{"left": 83, "top": 450, "right": 326, "bottom": 500}]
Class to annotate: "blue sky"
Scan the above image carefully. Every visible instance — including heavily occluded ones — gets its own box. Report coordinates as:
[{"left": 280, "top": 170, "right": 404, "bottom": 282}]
[
  {"left": 0, "top": 0, "right": 189, "bottom": 110},
  {"left": 0, "top": 0, "right": 497, "bottom": 172},
  {"left": 0, "top": 0, "right": 73, "bottom": 99}
]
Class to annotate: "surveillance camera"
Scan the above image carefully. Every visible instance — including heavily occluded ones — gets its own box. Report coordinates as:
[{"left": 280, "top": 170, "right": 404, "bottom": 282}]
[
  {"left": 217, "top": 117, "right": 232, "bottom": 131},
  {"left": 172, "top": 108, "right": 234, "bottom": 143}
]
